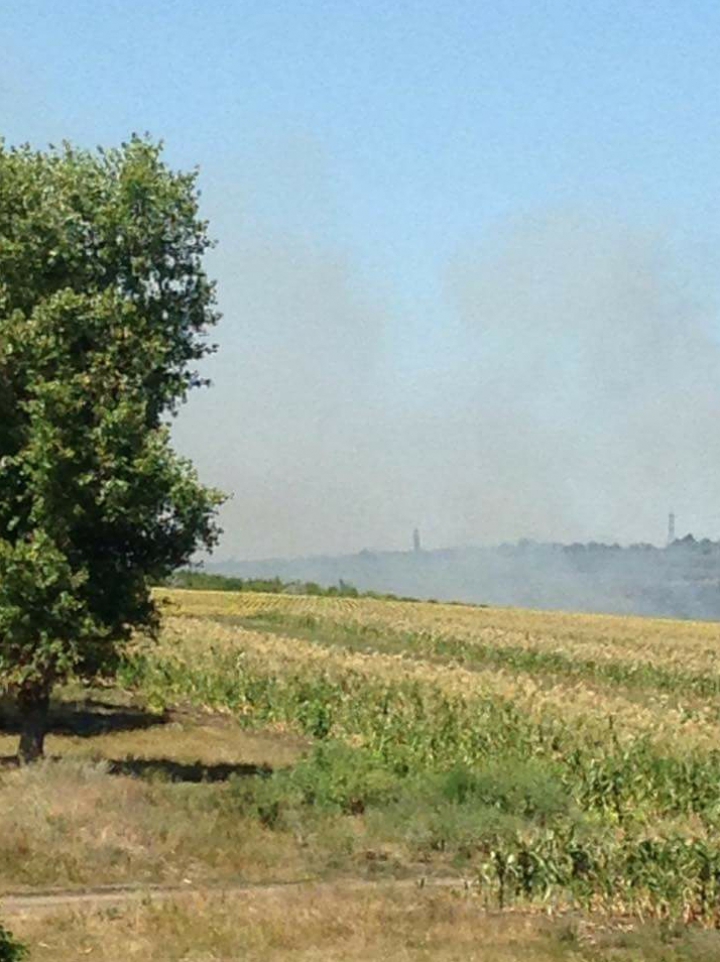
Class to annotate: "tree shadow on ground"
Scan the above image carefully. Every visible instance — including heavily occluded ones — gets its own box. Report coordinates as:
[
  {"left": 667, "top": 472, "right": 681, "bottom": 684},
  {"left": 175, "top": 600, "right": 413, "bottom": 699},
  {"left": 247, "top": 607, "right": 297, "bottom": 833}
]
[
  {"left": 107, "top": 758, "right": 271, "bottom": 782},
  {"left": 0, "top": 754, "right": 272, "bottom": 781},
  {"left": 0, "top": 697, "right": 278, "bottom": 783},
  {"left": 0, "top": 697, "right": 169, "bottom": 738}
]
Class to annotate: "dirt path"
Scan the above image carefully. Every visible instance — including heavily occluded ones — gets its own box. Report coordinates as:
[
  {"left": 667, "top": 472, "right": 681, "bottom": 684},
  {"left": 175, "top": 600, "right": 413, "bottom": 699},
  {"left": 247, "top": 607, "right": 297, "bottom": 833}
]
[{"left": 1, "top": 875, "right": 473, "bottom": 917}]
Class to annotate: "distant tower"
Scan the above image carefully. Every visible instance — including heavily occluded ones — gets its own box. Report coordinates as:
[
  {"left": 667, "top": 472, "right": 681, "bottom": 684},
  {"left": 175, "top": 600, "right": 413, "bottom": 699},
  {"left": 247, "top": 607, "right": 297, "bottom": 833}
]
[
  {"left": 667, "top": 511, "right": 676, "bottom": 546},
  {"left": 413, "top": 528, "right": 421, "bottom": 553}
]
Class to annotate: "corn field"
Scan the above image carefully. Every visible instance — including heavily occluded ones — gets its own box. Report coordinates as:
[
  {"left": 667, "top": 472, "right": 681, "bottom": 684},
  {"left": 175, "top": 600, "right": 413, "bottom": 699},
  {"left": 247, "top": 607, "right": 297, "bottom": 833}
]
[{"left": 122, "top": 588, "right": 720, "bottom": 922}]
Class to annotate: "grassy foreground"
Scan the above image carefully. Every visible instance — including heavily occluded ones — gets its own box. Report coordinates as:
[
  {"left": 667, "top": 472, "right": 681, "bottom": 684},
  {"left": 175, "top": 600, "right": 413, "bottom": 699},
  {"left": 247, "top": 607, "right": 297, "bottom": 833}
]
[
  {"left": 13, "top": 887, "right": 720, "bottom": 962},
  {"left": 4, "top": 588, "right": 720, "bottom": 958}
]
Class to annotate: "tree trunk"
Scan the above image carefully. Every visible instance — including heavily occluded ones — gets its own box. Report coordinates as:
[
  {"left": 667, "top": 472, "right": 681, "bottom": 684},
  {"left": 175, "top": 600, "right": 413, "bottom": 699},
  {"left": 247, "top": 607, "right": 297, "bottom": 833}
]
[{"left": 17, "top": 687, "right": 50, "bottom": 764}]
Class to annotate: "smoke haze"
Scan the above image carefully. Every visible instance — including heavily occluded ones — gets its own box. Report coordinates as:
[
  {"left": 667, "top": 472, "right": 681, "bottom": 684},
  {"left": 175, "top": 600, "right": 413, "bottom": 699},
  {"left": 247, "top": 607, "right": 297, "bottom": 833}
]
[{"left": 174, "top": 200, "right": 720, "bottom": 563}]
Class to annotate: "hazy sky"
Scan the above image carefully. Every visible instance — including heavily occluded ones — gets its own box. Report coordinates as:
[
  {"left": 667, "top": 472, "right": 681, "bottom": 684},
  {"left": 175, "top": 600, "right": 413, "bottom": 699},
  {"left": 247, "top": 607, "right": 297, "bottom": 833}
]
[{"left": 4, "top": 1, "right": 720, "bottom": 558}]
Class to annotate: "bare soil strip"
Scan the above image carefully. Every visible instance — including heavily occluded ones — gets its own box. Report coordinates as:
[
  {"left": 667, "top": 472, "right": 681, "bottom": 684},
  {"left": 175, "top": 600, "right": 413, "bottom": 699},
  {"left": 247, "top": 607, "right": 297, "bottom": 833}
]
[{"left": 1, "top": 875, "right": 471, "bottom": 917}]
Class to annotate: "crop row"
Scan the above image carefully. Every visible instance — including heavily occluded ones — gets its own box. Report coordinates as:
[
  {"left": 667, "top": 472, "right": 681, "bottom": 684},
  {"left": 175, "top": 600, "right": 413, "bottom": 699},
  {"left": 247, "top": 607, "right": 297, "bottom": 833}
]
[
  {"left": 206, "top": 608, "right": 720, "bottom": 703},
  {"left": 123, "top": 621, "right": 720, "bottom": 821},
  {"left": 151, "top": 617, "right": 720, "bottom": 753},
  {"left": 160, "top": 588, "right": 720, "bottom": 679},
  {"left": 480, "top": 831, "right": 720, "bottom": 922}
]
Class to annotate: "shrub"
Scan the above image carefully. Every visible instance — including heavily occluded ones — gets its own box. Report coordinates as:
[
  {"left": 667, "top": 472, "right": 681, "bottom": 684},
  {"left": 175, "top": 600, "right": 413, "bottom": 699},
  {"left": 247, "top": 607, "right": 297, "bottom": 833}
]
[{"left": 0, "top": 923, "right": 27, "bottom": 962}]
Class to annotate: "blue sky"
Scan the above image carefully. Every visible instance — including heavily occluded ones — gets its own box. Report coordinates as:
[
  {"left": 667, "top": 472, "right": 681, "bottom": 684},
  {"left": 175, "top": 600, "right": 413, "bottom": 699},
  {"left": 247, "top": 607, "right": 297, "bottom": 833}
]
[{"left": 3, "top": 1, "right": 720, "bottom": 557}]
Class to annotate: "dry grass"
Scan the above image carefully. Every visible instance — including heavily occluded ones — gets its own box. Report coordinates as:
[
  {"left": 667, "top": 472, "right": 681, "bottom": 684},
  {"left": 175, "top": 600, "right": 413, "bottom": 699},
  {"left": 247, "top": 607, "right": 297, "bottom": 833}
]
[
  {"left": 0, "top": 757, "right": 319, "bottom": 893},
  {"left": 0, "top": 712, "right": 305, "bottom": 770},
  {"left": 0, "top": 687, "right": 466, "bottom": 896},
  {"left": 0, "top": 697, "right": 317, "bottom": 893},
  {"left": 9, "top": 885, "right": 579, "bottom": 962}
]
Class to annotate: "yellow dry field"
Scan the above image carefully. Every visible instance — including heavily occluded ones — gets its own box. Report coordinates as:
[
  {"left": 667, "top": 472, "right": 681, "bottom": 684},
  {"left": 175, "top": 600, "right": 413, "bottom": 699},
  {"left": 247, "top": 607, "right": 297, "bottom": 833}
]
[
  {"left": 156, "top": 589, "right": 720, "bottom": 753},
  {"left": 159, "top": 587, "right": 720, "bottom": 673}
]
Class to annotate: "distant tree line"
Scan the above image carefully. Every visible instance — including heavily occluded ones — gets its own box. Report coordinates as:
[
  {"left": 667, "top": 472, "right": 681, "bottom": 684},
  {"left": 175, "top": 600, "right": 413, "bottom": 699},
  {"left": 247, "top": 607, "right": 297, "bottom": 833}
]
[{"left": 164, "top": 570, "right": 419, "bottom": 601}]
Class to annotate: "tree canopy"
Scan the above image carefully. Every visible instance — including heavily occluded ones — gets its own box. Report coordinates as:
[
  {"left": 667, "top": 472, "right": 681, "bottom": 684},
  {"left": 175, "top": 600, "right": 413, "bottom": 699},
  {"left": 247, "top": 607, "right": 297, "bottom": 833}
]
[{"left": 0, "top": 136, "right": 224, "bottom": 760}]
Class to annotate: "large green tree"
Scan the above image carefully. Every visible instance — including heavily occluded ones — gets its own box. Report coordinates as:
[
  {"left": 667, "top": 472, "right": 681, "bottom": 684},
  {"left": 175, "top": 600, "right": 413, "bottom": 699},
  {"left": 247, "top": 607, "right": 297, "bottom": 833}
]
[{"left": 0, "top": 137, "right": 224, "bottom": 761}]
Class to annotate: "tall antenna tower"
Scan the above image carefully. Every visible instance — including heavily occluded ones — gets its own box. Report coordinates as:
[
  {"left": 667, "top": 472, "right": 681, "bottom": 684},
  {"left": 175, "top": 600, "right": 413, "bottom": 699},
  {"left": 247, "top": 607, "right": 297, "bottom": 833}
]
[
  {"left": 413, "top": 528, "right": 421, "bottom": 553},
  {"left": 667, "top": 511, "right": 676, "bottom": 546}
]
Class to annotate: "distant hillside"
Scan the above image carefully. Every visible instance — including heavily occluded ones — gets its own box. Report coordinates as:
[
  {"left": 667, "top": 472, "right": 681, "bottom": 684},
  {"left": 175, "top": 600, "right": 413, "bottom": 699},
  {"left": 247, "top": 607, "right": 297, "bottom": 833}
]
[{"left": 207, "top": 536, "right": 720, "bottom": 620}]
